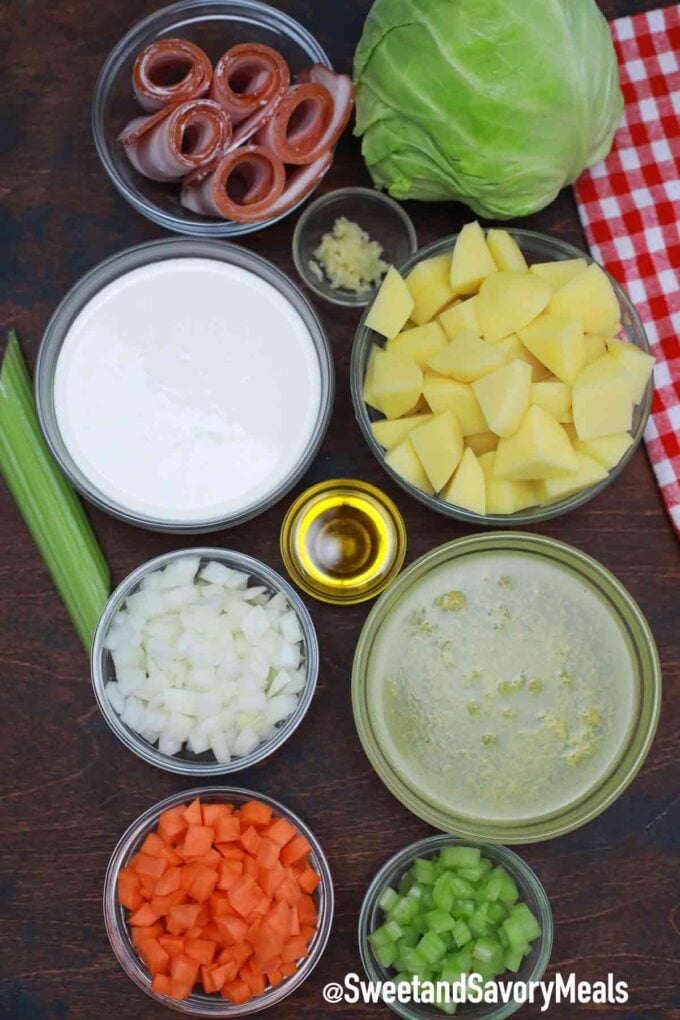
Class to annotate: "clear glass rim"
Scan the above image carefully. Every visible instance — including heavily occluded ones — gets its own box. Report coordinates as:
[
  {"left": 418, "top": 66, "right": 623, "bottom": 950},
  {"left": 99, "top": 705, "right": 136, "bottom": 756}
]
[
  {"left": 350, "top": 228, "right": 653, "bottom": 526},
  {"left": 291, "top": 187, "right": 418, "bottom": 307},
  {"left": 91, "top": 547, "right": 320, "bottom": 775},
  {"left": 358, "top": 834, "right": 553, "bottom": 1020},
  {"left": 91, "top": 0, "right": 332, "bottom": 237},
  {"left": 34, "top": 237, "right": 334, "bottom": 533},
  {"left": 103, "top": 785, "right": 334, "bottom": 1015},
  {"left": 278, "top": 477, "right": 408, "bottom": 604},
  {"left": 352, "top": 531, "right": 662, "bottom": 843}
]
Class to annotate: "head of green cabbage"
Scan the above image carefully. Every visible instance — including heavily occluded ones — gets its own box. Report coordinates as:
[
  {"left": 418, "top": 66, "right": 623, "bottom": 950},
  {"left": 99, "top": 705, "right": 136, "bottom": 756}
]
[{"left": 353, "top": 0, "right": 623, "bottom": 219}]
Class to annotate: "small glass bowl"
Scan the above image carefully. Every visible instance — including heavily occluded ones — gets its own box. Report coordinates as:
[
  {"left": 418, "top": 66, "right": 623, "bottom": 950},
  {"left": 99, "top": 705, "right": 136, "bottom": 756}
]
[
  {"left": 352, "top": 532, "right": 661, "bottom": 843},
  {"left": 91, "top": 547, "right": 319, "bottom": 775},
  {"left": 358, "top": 835, "right": 552, "bottom": 1020},
  {"left": 104, "top": 786, "right": 334, "bottom": 1015},
  {"left": 292, "top": 188, "right": 418, "bottom": 306},
  {"left": 350, "top": 229, "right": 653, "bottom": 525},
  {"left": 279, "top": 478, "right": 407, "bottom": 604},
  {"left": 92, "top": 0, "right": 332, "bottom": 236},
  {"left": 35, "top": 237, "right": 334, "bottom": 533}
]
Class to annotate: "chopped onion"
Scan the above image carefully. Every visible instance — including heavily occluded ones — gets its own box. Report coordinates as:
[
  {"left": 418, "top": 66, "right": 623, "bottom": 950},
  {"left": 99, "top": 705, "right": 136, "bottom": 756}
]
[{"left": 103, "top": 557, "right": 306, "bottom": 763}]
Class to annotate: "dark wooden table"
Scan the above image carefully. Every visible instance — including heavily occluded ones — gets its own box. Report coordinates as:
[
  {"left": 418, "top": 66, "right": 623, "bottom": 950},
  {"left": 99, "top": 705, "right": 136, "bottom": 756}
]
[{"left": 1, "top": 1, "right": 678, "bottom": 1018}]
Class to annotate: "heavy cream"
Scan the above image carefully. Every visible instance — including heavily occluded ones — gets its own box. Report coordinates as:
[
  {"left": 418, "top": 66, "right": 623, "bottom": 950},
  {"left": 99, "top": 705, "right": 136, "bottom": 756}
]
[{"left": 54, "top": 258, "right": 322, "bottom": 523}]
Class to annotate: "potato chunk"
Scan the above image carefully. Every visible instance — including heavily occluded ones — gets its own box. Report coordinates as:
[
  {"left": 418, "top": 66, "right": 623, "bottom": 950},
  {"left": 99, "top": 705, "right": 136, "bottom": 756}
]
[
  {"left": 477, "top": 272, "right": 552, "bottom": 342},
  {"left": 472, "top": 360, "right": 532, "bottom": 438},
  {"left": 442, "top": 447, "right": 486, "bottom": 514},
  {"left": 406, "top": 253, "right": 456, "bottom": 325},
  {"left": 466, "top": 431, "right": 499, "bottom": 456},
  {"left": 366, "top": 266, "right": 415, "bottom": 338},
  {"left": 492, "top": 333, "right": 552, "bottom": 381},
  {"left": 530, "top": 380, "right": 572, "bottom": 422},
  {"left": 427, "top": 331, "right": 504, "bottom": 383},
  {"left": 548, "top": 263, "right": 619, "bottom": 335},
  {"left": 370, "top": 414, "right": 432, "bottom": 451},
  {"left": 438, "top": 296, "right": 479, "bottom": 339},
  {"left": 410, "top": 411, "right": 464, "bottom": 492},
  {"left": 518, "top": 314, "right": 585, "bottom": 385},
  {"left": 495, "top": 405, "right": 578, "bottom": 480},
  {"left": 371, "top": 349, "right": 423, "bottom": 420},
  {"left": 422, "top": 373, "right": 487, "bottom": 435},
  {"left": 529, "top": 258, "right": 587, "bottom": 290},
  {"left": 487, "top": 230, "right": 528, "bottom": 273},
  {"left": 479, "top": 452, "right": 538, "bottom": 514},
  {"left": 538, "top": 453, "right": 608, "bottom": 503},
  {"left": 572, "top": 355, "right": 633, "bottom": 439},
  {"left": 449, "top": 221, "right": 497, "bottom": 296},
  {"left": 583, "top": 333, "right": 608, "bottom": 365},
  {"left": 385, "top": 438, "right": 433, "bottom": 493},
  {"left": 362, "top": 345, "right": 381, "bottom": 409},
  {"left": 387, "top": 321, "right": 447, "bottom": 366},
  {"left": 606, "top": 337, "right": 655, "bottom": 404},
  {"left": 574, "top": 432, "right": 634, "bottom": 469}
]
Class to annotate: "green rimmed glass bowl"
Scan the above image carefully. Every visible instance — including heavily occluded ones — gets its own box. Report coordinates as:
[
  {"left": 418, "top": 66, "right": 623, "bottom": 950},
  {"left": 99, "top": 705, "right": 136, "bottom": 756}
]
[{"left": 352, "top": 532, "right": 661, "bottom": 844}]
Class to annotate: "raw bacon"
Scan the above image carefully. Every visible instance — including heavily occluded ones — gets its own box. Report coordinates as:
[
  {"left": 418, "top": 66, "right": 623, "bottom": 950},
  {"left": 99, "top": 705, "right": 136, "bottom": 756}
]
[
  {"left": 210, "top": 43, "right": 290, "bottom": 125},
  {"left": 253, "top": 83, "right": 334, "bottom": 165},
  {"left": 120, "top": 99, "right": 231, "bottom": 182},
  {"left": 133, "top": 38, "right": 213, "bottom": 112},
  {"left": 180, "top": 145, "right": 286, "bottom": 222},
  {"left": 295, "top": 64, "right": 355, "bottom": 152}
]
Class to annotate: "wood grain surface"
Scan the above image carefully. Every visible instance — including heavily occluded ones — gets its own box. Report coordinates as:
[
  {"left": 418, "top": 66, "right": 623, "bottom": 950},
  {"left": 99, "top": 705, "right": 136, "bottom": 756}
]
[{"left": 1, "top": 1, "right": 678, "bottom": 1018}]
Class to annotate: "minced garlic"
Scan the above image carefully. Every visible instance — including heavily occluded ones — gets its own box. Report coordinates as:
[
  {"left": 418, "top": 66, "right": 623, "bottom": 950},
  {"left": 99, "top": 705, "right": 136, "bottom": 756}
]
[{"left": 310, "top": 217, "right": 388, "bottom": 294}]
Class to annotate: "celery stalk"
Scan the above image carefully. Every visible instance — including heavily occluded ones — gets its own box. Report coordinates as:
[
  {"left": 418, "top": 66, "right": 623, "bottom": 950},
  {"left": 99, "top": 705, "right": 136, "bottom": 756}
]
[{"left": 0, "top": 332, "right": 110, "bottom": 650}]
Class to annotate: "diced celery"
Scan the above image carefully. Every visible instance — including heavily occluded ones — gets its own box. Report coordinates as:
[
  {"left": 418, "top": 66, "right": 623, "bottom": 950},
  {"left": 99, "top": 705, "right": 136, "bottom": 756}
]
[
  {"left": 399, "top": 873, "right": 414, "bottom": 896},
  {"left": 510, "top": 903, "right": 541, "bottom": 942},
  {"left": 369, "top": 924, "right": 394, "bottom": 949},
  {"left": 452, "top": 920, "right": 472, "bottom": 947},
  {"left": 451, "top": 898, "right": 475, "bottom": 919},
  {"left": 379, "top": 887, "right": 399, "bottom": 913},
  {"left": 384, "top": 919, "right": 404, "bottom": 942},
  {"left": 502, "top": 915, "right": 529, "bottom": 951},
  {"left": 486, "top": 902, "right": 507, "bottom": 926},
  {"left": 391, "top": 895, "right": 419, "bottom": 925},
  {"left": 469, "top": 907, "right": 491, "bottom": 938},
  {"left": 475, "top": 959, "right": 503, "bottom": 981},
  {"left": 417, "top": 931, "right": 447, "bottom": 965},
  {"left": 397, "top": 927, "right": 420, "bottom": 949},
  {"left": 376, "top": 943, "right": 398, "bottom": 968},
  {"left": 504, "top": 947, "right": 524, "bottom": 973},
  {"left": 407, "top": 882, "right": 425, "bottom": 900},
  {"left": 457, "top": 866, "right": 485, "bottom": 882},
  {"left": 479, "top": 874, "right": 503, "bottom": 902},
  {"left": 402, "top": 947, "right": 428, "bottom": 973},
  {"left": 394, "top": 972, "right": 413, "bottom": 986},
  {"left": 440, "top": 846, "right": 481, "bottom": 870},
  {"left": 414, "top": 858, "right": 437, "bottom": 885},
  {"left": 498, "top": 926, "right": 510, "bottom": 949},
  {"left": 433, "top": 873, "right": 455, "bottom": 912},
  {"left": 473, "top": 936, "right": 503, "bottom": 967},
  {"left": 425, "top": 908, "right": 456, "bottom": 934},
  {"left": 449, "top": 875, "right": 475, "bottom": 898}
]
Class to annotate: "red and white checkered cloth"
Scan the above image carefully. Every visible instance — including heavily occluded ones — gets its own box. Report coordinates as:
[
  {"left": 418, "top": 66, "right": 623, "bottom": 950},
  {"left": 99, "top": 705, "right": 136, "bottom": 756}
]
[{"left": 574, "top": 4, "right": 680, "bottom": 536}]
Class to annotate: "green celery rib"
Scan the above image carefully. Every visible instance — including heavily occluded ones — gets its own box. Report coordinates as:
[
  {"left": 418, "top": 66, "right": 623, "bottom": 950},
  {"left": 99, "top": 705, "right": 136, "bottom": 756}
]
[{"left": 0, "top": 332, "right": 110, "bottom": 650}]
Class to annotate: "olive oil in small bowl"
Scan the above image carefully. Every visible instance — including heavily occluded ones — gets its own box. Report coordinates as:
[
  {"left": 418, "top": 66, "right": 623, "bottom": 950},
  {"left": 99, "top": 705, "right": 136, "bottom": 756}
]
[{"left": 280, "top": 479, "right": 406, "bottom": 604}]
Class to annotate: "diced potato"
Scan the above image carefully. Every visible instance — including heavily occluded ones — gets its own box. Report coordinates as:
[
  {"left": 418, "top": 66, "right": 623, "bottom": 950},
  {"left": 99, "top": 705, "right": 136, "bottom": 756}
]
[
  {"left": 492, "top": 333, "right": 552, "bottom": 381},
  {"left": 606, "top": 337, "right": 655, "bottom": 404},
  {"left": 479, "top": 452, "right": 538, "bottom": 514},
  {"left": 494, "top": 405, "right": 578, "bottom": 480},
  {"left": 385, "top": 438, "right": 434, "bottom": 494},
  {"left": 371, "top": 349, "right": 423, "bottom": 419},
  {"left": 427, "top": 331, "right": 504, "bottom": 382},
  {"left": 366, "top": 266, "right": 415, "bottom": 338},
  {"left": 438, "top": 295, "right": 479, "bottom": 339},
  {"left": 362, "top": 345, "right": 381, "bottom": 409},
  {"left": 530, "top": 380, "right": 572, "bottom": 422},
  {"left": 529, "top": 258, "right": 587, "bottom": 290},
  {"left": 572, "top": 354, "right": 633, "bottom": 439},
  {"left": 487, "top": 230, "right": 528, "bottom": 273},
  {"left": 449, "top": 222, "right": 497, "bottom": 296},
  {"left": 387, "top": 321, "right": 447, "bottom": 366},
  {"left": 466, "top": 431, "right": 499, "bottom": 456},
  {"left": 518, "top": 314, "right": 585, "bottom": 385},
  {"left": 574, "top": 432, "right": 634, "bottom": 469},
  {"left": 406, "top": 253, "right": 456, "bottom": 325},
  {"left": 422, "top": 372, "right": 487, "bottom": 435},
  {"left": 472, "top": 360, "right": 532, "bottom": 438},
  {"left": 538, "top": 453, "right": 608, "bottom": 504},
  {"left": 370, "top": 413, "right": 432, "bottom": 451},
  {"left": 548, "top": 263, "right": 619, "bottom": 335},
  {"left": 410, "top": 411, "right": 464, "bottom": 492},
  {"left": 406, "top": 394, "right": 433, "bottom": 415},
  {"left": 442, "top": 447, "right": 486, "bottom": 514},
  {"left": 477, "top": 272, "right": 553, "bottom": 342},
  {"left": 583, "top": 332, "right": 607, "bottom": 365},
  {"left": 562, "top": 422, "right": 578, "bottom": 443}
]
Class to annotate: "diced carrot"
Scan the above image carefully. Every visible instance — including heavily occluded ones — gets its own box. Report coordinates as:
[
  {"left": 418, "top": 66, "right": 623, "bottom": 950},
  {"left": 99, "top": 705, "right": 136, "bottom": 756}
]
[
  {"left": 201, "top": 963, "right": 218, "bottom": 995},
  {"left": 134, "top": 852, "right": 168, "bottom": 880},
  {"left": 151, "top": 973, "right": 172, "bottom": 996},
  {"left": 289, "top": 908, "right": 301, "bottom": 937},
  {"left": 171, "top": 952, "right": 200, "bottom": 988},
  {"left": 282, "top": 935, "right": 308, "bottom": 963},
  {"left": 227, "top": 875, "right": 260, "bottom": 918},
  {"left": 259, "top": 862, "right": 285, "bottom": 898},
  {"left": 193, "top": 848, "right": 222, "bottom": 868},
  {"left": 195, "top": 903, "right": 211, "bottom": 927},
  {"left": 190, "top": 865, "right": 219, "bottom": 903},
  {"left": 128, "top": 903, "right": 159, "bottom": 927},
  {"left": 222, "top": 978, "right": 252, "bottom": 1005},
  {"left": 155, "top": 866, "right": 182, "bottom": 896},
  {"left": 118, "top": 870, "right": 144, "bottom": 911},
  {"left": 168, "top": 903, "right": 202, "bottom": 933},
  {"left": 280, "top": 835, "right": 311, "bottom": 868},
  {"left": 180, "top": 862, "right": 202, "bottom": 893},
  {"left": 280, "top": 961, "right": 297, "bottom": 978},
  {"left": 140, "top": 831, "right": 167, "bottom": 858},
  {"left": 131, "top": 920, "right": 165, "bottom": 946},
  {"left": 182, "top": 825, "right": 214, "bottom": 859},
  {"left": 297, "top": 894, "right": 317, "bottom": 926},
  {"left": 158, "top": 935, "right": 185, "bottom": 957},
  {"left": 209, "top": 960, "right": 238, "bottom": 991},
  {"left": 297, "top": 867, "right": 321, "bottom": 894},
  {"left": 215, "top": 914, "right": 248, "bottom": 944},
  {"left": 158, "top": 844, "right": 183, "bottom": 867},
  {"left": 241, "top": 958, "right": 266, "bottom": 997},
  {"left": 240, "top": 825, "right": 261, "bottom": 857},
  {"left": 243, "top": 855, "right": 260, "bottom": 881},
  {"left": 183, "top": 798, "right": 203, "bottom": 827},
  {"left": 137, "top": 937, "right": 170, "bottom": 976},
  {"left": 216, "top": 843, "right": 246, "bottom": 861},
  {"left": 256, "top": 838, "right": 280, "bottom": 870},
  {"left": 151, "top": 889, "right": 187, "bottom": 917},
  {"left": 202, "top": 804, "right": 230, "bottom": 828},
  {"left": 210, "top": 892, "right": 235, "bottom": 918},
  {"left": 263, "top": 817, "right": 297, "bottom": 847},
  {"left": 301, "top": 925, "right": 316, "bottom": 944},
  {"left": 169, "top": 979, "right": 193, "bottom": 1001},
  {"left": 238, "top": 800, "right": 273, "bottom": 829},
  {"left": 217, "top": 859, "right": 243, "bottom": 891},
  {"left": 138, "top": 874, "right": 157, "bottom": 899},
  {"left": 185, "top": 938, "right": 217, "bottom": 966},
  {"left": 214, "top": 815, "right": 241, "bottom": 843},
  {"left": 267, "top": 968, "right": 283, "bottom": 988},
  {"left": 267, "top": 900, "right": 292, "bottom": 935},
  {"left": 274, "top": 877, "right": 301, "bottom": 907},
  {"left": 224, "top": 941, "right": 254, "bottom": 970},
  {"left": 158, "top": 806, "right": 188, "bottom": 845}
]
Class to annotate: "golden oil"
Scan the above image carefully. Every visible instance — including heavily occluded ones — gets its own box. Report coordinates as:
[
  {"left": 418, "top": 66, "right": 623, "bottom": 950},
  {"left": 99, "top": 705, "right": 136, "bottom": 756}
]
[{"left": 280, "top": 480, "right": 407, "bottom": 604}]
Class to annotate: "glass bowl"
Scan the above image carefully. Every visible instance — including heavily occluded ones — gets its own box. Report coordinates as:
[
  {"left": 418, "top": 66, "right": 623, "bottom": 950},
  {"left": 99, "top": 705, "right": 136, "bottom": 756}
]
[
  {"left": 91, "top": 547, "right": 319, "bottom": 775},
  {"left": 92, "top": 0, "right": 332, "bottom": 236},
  {"left": 292, "top": 188, "right": 417, "bottom": 306},
  {"left": 34, "top": 237, "right": 334, "bottom": 533},
  {"left": 358, "top": 835, "right": 553, "bottom": 1020},
  {"left": 352, "top": 532, "right": 661, "bottom": 843},
  {"left": 350, "top": 229, "right": 653, "bottom": 525},
  {"left": 104, "top": 786, "right": 334, "bottom": 1015}
]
